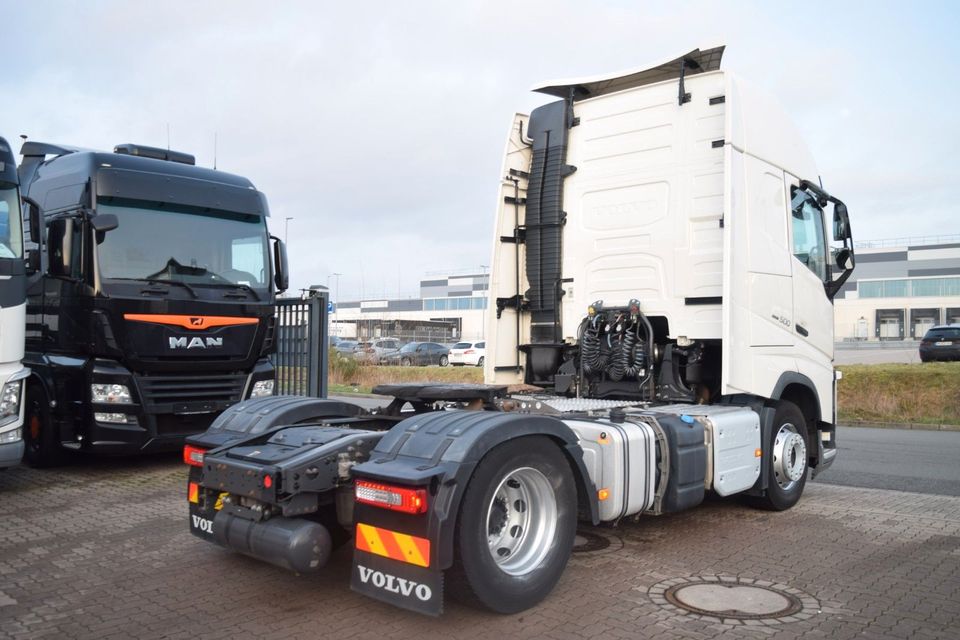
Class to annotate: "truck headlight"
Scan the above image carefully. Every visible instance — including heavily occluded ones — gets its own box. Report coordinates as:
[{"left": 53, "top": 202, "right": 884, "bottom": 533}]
[
  {"left": 0, "top": 379, "right": 23, "bottom": 423},
  {"left": 94, "top": 412, "right": 138, "bottom": 425},
  {"left": 250, "top": 380, "right": 275, "bottom": 398},
  {"left": 91, "top": 383, "right": 133, "bottom": 404}
]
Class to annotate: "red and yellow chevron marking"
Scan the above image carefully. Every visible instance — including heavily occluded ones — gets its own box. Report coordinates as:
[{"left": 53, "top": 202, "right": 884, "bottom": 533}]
[{"left": 355, "top": 522, "right": 430, "bottom": 568}]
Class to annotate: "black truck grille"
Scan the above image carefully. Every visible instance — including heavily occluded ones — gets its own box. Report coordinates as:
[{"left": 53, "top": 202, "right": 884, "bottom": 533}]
[{"left": 136, "top": 373, "right": 247, "bottom": 412}]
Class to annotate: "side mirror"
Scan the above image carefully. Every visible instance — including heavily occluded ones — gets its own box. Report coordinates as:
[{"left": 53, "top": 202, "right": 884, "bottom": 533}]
[
  {"left": 90, "top": 213, "right": 119, "bottom": 233},
  {"left": 833, "top": 202, "right": 851, "bottom": 241},
  {"left": 835, "top": 247, "right": 854, "bottom": 271},
  {"left": 25, "top": 248, "right": 40, "bottom": 274},
  {"left": 22, "top": 196, "right": 41, "bottom": 244},
  {"left": 47, "top": 218, "right": 72, "bottom": 277},
  {"left": 272, "top": 236, "right": 289, "bottom": 292}
]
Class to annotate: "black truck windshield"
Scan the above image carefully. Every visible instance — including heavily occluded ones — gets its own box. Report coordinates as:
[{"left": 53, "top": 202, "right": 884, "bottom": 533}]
[
  {"left": 96, "top": 200, "right": 270, "bottom": 292},
  {"left": 0, "top": 186, "right": 24, "bottom": 259}
]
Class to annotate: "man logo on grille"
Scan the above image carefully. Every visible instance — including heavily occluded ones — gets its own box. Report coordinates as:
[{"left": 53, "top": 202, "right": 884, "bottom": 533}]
[{"left": 169, "top": 337, "right": 224, "bottom": 349}]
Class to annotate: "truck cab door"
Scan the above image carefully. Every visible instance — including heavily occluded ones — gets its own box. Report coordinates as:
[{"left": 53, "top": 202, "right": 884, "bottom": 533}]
[{"left": 785, "top": 175, "right": 834, "bottom": 361}]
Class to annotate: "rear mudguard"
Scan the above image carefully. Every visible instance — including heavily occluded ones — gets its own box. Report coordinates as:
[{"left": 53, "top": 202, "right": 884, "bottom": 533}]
[
  {"left": 351, "top": 410, "right": 598, "bottom": 574},
  {"left": 187, "top": 395, "right": 366, "bottom": 449}
]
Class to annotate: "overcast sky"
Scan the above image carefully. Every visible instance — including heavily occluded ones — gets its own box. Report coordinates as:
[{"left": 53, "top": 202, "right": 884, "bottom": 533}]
[{"left": 3, "top": 1, "right": 958, "bottom": 300}]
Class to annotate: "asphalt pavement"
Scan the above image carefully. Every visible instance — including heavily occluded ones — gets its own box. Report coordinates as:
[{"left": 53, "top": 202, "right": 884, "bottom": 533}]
[{"left": 814, "top": 426, "right": 960, "bottom": 497}]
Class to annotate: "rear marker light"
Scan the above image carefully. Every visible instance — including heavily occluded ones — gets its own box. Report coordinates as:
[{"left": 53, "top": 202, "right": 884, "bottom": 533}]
[
  {"left": 598, "top": 488, "right": 610, "bottom": 501},
  {"left": 263, "top": 475, "right": 273, "bottom": 489},
  {"left": 355, "top": 480, "right": 428, "bottom": 514},
  {"left": 188, "top": 482, "right": 199, "bottom": 504},
  {"left": 183, "top": 445, "right": 206, "bottom": 467}
]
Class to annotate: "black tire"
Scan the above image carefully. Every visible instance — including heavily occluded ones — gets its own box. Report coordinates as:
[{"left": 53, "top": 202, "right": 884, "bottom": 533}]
[
  {"left": 448, "top": 436, "right": 577, "bottom": 614},
  {"left": 23, "top": 383, "right": 64, "bottom": 468},
  {"left": 749, "top": 400, "right": 808, "bottom": 511},
  {"left": 439, "top": 355, "right": 449, "bottom": 367},
  {"left": 476, "top": 356, "right": 484, "bottom": 368},
  {"left": 400, "top": 357, "right": 412, "bottom": 367}
]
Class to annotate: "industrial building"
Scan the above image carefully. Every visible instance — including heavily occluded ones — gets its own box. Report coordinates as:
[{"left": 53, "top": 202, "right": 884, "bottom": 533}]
[
  {"left": 330, "top": 238, "right": 960, "bottom": 344},
  {"left": 834, "top": 238, "right": 960, "bottom": 340},
  {"left": 332, "top": 272, "right": 490, "bottom": 342}
]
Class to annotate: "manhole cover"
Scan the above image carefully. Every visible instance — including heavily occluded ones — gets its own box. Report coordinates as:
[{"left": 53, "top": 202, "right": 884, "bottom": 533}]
[
  {"left": 648, "top": 576, "right": 819, "bottom": 625},
  {"left": 573, "top": 530, "right": 611, "bottom": 553}
]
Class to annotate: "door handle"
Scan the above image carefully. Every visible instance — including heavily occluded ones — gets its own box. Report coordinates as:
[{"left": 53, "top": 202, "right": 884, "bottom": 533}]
[{"left": 796, "top": 324, "right": 809, "bottom": 337}]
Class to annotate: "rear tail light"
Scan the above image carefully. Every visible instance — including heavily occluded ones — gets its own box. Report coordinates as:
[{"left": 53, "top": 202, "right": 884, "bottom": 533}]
[
  {"left": 183, "top": 445, "right": 206, "bottom": 467},
  {"left": 355, "top": 479, "right": 428, "bottom": 514}
]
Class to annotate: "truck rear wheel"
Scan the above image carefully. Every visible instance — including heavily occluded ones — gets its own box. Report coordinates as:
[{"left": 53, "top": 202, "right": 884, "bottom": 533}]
[
  {"left": 23, "top": 383, "right": 64, "bottom": 468},
  {"left": 750, "top": 400, "right": 808, "bottom": 511},
  {"left": 449, "top": 436, "right": 576, "bottom": 613}
]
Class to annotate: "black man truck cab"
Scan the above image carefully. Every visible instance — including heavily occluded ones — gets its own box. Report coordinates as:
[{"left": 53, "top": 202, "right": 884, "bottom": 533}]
[{"left": 19, "top": 141, "right": 288, "bottom": 466}]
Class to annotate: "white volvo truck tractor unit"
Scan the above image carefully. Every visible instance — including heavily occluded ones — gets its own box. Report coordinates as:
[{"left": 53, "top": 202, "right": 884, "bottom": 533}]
[{"left": 183, "top": 46, "right": 855, "bottom": 616}]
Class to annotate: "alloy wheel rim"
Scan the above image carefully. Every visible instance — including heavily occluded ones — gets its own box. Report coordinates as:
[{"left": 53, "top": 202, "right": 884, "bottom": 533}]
[
  {"left": 485, "top": 466, "right": 557, "bottom": 576},
  {"left": 772, "top": 422, "right": 807, "bottom": 491}
]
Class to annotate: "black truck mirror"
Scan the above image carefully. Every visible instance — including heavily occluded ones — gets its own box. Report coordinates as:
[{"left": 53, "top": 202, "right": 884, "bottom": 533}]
[
  {"left": 90, "top": 213, "right": 119, "bottom": 233},
  {"left": 25, "top": 248, "right": 40, "bottom": 274},
  {"left": 22, "top": 196, "right": 41, "bottom": 244},
  {"left": 273, "top": 236, "right": 289, "bottom": 292},
  {"left": 833, "top": 202, "right": 851, "bottom": 241},
  {"left": 46, "top": 218, "right": 72, "bottom": 277},
  {"left": 835, "top": 247, "right": 854, "bottom": 271}
]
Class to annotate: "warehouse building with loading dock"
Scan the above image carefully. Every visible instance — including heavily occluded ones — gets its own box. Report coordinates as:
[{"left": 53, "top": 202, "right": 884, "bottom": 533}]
[
  {"left": 327, "top": 238, "right": 959, "bottom": 345},
  {"left": 834, "top": 237, "right": 960, "bottom": 340}
]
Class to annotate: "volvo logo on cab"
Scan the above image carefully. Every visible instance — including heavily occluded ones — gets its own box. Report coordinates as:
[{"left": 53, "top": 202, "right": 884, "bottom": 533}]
[{"left": 169, "top": 336, "right": 224, "bottom": 349}]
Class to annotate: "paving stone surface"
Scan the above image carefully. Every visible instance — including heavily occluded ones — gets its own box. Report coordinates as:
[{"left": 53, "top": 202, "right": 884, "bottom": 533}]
[{"left": 1, "top": 455, "right": 958, "bottom": 639}]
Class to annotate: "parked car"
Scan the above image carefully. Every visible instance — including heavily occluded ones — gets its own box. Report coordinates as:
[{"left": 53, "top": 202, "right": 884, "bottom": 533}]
[
  {"left": 353, "top": 338, "right": 401, "bottom": 364},
  {"left": 333, "top": 339, "right": 359, "bottom": 355},
  {"left": 448, "top": 340, "right": 485, "bottom": 367},
  {"left": 919, "top": 324, "right": 960, "bottom": 362},
  {"left": 383, "top": 341, "right": 449, "bottom": 367}
]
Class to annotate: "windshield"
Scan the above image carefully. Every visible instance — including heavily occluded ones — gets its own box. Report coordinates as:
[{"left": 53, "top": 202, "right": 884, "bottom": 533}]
[
  {"left": 0, "top": 186, "right": 24, "bottom": 259},
  {"left": 925, "top": 328, "right": 960, "bottom": 340},
  {"left": 96, "top": 199, "right": 270, "bottom": 291}
]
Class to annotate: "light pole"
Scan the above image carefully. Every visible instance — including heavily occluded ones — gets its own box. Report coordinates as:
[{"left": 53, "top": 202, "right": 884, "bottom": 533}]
[
  {"left": 284, "top": 216, "right": 293, "bottom": 244},
  {"left": 327, "top": 272, "right": 342, "bottom": 331}
]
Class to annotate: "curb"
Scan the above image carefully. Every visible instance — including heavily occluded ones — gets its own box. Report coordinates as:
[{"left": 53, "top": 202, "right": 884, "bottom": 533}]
[{"left": 842, "top": 420, "right": 960, "bottom": 432}]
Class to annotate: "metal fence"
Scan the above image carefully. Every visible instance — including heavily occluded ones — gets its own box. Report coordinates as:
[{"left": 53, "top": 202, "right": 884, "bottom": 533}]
[{"left": 273, "top": 292, "right": 328, "bottom": 397}]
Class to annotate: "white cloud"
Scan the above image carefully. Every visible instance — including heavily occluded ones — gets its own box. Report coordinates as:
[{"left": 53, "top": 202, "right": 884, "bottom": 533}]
[{"left": 2, "top": 1, "right": 956, "bottom": 298}]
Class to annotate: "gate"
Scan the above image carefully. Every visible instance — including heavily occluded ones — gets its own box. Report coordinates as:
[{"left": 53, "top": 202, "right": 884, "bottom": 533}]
[{"left": 273, "top": 291, "right": 328, "bottom": 397}]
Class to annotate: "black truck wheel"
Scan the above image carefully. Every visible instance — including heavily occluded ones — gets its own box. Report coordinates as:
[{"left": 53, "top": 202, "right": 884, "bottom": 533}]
[
  {"left": 448, "top": 436, "right": 576, "bottom": 613},
  {"left": 749, "top": 400, "right": 808, "bottom": 511},
  {"left": 23, "top": 383, "right": 64, "bottom": 468}
]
